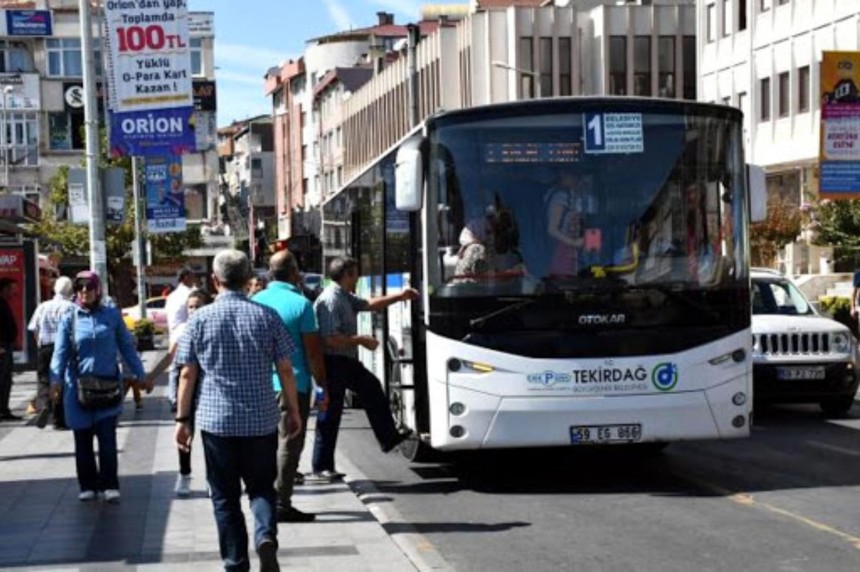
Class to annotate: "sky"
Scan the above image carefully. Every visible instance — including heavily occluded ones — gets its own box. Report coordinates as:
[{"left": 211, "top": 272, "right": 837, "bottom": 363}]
[{"left": 191, "top": 0, "right": 440, "bottom": 127}]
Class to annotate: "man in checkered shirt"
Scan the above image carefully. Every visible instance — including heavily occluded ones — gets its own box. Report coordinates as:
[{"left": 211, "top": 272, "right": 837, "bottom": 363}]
[{"left": 174, "top": 249, "right": 301, "bottom": 572}]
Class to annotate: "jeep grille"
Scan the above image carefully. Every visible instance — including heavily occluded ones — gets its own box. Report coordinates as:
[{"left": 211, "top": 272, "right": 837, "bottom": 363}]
[{"left": 755, "top": 332, "right": 830, "bottom": 355}]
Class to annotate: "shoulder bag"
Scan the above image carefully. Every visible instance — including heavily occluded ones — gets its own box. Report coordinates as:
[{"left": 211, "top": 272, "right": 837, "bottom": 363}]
[{"left": 69, "top": 311, "right": 123, "bottom": 410}]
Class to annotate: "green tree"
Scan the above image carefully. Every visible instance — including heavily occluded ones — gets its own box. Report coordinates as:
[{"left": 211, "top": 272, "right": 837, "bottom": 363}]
[
  {"left": 29, "top": 129, "right": 202, "bottom": 306},
  {"left": 809, "top": 198, "right": 860, "bottom": 269},
  {"left": 750, "top": 195, "right": 802, "bottom": 267}
]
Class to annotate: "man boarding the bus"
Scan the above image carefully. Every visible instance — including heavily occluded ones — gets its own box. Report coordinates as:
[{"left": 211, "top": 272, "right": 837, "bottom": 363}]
[{"left": 310, "top": 256, "right": 418, "bottom": 480}]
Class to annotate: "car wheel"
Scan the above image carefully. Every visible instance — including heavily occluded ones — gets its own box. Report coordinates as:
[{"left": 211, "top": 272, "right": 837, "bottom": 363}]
[{"left": 820, "top": 396, "right": 855, "bottom": 417}]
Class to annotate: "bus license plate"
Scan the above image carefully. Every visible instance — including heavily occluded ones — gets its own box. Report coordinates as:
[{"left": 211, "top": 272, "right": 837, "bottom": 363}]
[
  {"left": 776, "top": 366, "right": 825, "bottom": 381},
  {"left": 570, "top": 424, "right": 642, "bottom": 444}
]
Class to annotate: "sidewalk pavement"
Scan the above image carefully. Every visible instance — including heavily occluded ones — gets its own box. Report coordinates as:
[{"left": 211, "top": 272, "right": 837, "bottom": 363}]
[{"left": 0, "top": 350, "right": 417, "bottom": 571}]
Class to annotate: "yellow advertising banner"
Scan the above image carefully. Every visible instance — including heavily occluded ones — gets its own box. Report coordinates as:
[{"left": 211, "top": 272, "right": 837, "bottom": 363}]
[{"left": 820, "top": 51, "right": 860, "bottom": 199}]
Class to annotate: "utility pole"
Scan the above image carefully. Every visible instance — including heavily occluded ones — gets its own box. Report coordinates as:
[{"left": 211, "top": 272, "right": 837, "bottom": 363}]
[
  {"left": 80, "top": 0, "right": 108, "bottom": 291},
  {"left": 132, "top": 157, "right": 146, "bottom": 319}
]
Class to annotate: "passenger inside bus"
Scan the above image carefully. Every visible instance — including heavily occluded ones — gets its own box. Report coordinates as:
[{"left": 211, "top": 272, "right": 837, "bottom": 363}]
[
  {"left": 452, "top": 195, "right": 523, "bottom": 282},
  {"left": 544, "top": 170, "right": 598, "bottom": 277}
]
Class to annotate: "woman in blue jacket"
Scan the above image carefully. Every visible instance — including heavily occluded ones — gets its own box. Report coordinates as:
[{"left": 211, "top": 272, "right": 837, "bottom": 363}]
[{"left": 50, "top": 271, "right": 147, "bottom": 503}]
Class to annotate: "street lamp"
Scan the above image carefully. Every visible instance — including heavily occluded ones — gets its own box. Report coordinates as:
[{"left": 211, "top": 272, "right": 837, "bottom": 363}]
[
  {"left": 492, "top": 60, "right": 542, "bottom": 99},
  {"left": 1, "top": 85, "right": 13, "bottom": 188}
]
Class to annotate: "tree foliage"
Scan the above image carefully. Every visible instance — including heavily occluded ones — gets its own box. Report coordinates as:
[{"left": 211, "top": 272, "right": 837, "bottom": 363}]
[
  {"left": 809, "top": 199, "right": 860, "bottom": 250},
  {"left": 750, "top": 195, "right": 802, "bottom": 266}
]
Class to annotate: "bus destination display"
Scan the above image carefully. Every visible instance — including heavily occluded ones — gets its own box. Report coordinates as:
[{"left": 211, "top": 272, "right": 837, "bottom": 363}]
[{"left": 484, "top": 142, "right": 581, "bottom": 164}]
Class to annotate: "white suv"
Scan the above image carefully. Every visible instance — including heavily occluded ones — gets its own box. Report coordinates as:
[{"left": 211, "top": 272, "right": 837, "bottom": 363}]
[{"left": 751, "top": 269, "right": 858, "bottom": 416}]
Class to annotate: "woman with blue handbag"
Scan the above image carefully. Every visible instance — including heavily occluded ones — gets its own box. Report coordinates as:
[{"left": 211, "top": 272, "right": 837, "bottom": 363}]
[{"left": 50, "top": 271, "right": 148, "bottom": 503}]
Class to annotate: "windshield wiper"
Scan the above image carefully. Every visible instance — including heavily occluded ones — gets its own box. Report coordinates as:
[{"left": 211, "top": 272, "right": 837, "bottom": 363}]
[{"left": 469, "top": 298, "right": 537, "bottom": 329}]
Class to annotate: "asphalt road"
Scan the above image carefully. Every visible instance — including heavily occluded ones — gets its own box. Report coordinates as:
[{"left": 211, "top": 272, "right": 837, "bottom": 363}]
[{"left": 336, "top": 401, "right": 860, "bottom": 572}]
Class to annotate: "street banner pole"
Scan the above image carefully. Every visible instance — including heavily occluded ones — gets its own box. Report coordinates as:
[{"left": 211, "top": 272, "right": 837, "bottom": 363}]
[
  {"left": 132, "top": 156, "right": 147, "bottom": 320},
  {"left": 79, "top": 0, "right": 108, "bottom": 291}
]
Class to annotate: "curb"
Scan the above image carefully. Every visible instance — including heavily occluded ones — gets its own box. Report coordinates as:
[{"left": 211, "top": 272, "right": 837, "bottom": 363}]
[{"left": 336, "top": 451, "right": 455, "bottom": 572}]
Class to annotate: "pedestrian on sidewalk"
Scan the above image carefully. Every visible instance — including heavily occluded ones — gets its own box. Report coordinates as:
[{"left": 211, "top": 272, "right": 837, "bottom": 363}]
[
  {"left": 165, "top": 266, "right": 199, "bottom": 411},
  {"left": 253, "top": 250, "right": 329, "bottom": 523},
  {"left": 50, "top": 271, "right": 149, "bottom": 503},
  {"left": 310, "top": 257, "right": 418, "bottom": 480},
  {"left": 146, "top": 289, "right": 210, "bottom": 497},
  {"left": 27, "top": 276, "right": 75, "bottom": 429},
  {"left": 0, "top": 277, "right": 20, "bottom": 421},
  {"left": 174, "top": 249, "right": 302, "bottom": 572}
]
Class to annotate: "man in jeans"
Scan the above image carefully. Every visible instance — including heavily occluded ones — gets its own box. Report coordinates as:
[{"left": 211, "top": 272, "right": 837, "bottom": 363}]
[
  {"left": 253, "top": 250, "right": 328, "bottom": 522},
  {"left": 311, "top": 256, "right": 418, "bottom": 480},
  {"left": 174, "top": 250, "right": 301, "bottom": 572}
]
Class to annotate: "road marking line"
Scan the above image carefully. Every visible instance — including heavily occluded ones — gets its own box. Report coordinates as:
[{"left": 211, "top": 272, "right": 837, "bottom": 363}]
[
  {"left": 805, "top": 440, "right": 860, "bottom": 458},
  {"left": 679, "top": 473, "right": 860, "bottom": 551}
]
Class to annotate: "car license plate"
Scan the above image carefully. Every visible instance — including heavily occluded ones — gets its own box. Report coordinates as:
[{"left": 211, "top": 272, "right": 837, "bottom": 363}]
[
  {"left": 570, "top": 424, "right": 642, "bottom": 444},
  {"left": 776, "top": 366, "right": 825, "bottom": 381}
]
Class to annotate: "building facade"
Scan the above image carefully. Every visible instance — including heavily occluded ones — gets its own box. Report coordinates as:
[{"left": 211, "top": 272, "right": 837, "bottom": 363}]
[
  {"left": 342, "top": 0, "right": 697, "bottom": 184},
  {"left": 698, "top": 0, "right": 860, "bottom": 273}
]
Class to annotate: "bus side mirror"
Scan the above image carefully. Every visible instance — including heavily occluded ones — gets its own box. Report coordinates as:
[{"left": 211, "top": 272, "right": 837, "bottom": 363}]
[
  {"left": 396, "top": 136, "right": 424, "bottom": 211},
  {"left": 747, "top": 164, "right": 767, "bottom": 223}
]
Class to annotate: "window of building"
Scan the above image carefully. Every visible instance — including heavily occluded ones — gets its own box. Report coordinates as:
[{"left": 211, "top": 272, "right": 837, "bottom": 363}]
[
  {"left": 11, "top": 186, "right": 41, "bottom": 207},
  {"left": 722, "top": 0, "right": 732, "bottom": 36},
  {"left": 4, "top": 112, "right": 38, "bottom": 166},
  {"left": 0, "top": 41, "right": 32, "bottom": 73},
  {"left": 798, "top": 65, "right": 810, "bottom": 113},
  {"left": 46, "top": 38, "right": 102, "bottom": 78},
  {"left": 191, "top": 38, "right": 203, "bottom": 76},
  {"left": 559, "top": 37, "right": 572, "bottom": 96},
  {"left": 777, "top": 71, "right": 790, "bottom": 117},
  {"left": 48, "top": 112, "right": 84, "bottom": 150},
  {"left": 519, "top": 37, "right": 536, "bottom": 98},
  {"left": 707, "top": 3, "right": 716, "bottom": 42},
  {"left": 539, "top": 37, "right": 552, "bottom": 98},
  {"left": 658, "top": 36, "right": 675, "bottom": 98},
  {"left": 682, "top": 36, "right": 696, "bottom": 99},
  {"left": 739, "top": 0, "right": 747, "bottom": 30},
  {"left": 760, "top": 77, "right": 771, "bottom": 121},
  {"left": 609, "top": 36, "right": 627, "bottom": 95},
  {"left": 633, "top": 37, "right": 651, "bottom": 96},
  {"left": 760, "top": 0, "right": 772, "bottom": 11}
]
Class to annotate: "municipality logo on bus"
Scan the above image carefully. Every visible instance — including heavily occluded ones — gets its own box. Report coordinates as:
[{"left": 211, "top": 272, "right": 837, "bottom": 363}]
[
  {"left": 527, "top": 371, "right": 572, "bottom": 387},
  {"left": 651, "top": 363, "right": 679, "bottom": 391}
]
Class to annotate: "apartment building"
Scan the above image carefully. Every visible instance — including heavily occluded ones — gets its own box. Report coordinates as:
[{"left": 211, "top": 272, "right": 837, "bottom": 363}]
[
  {"left": 342, "top": 0, "right": 697, "bottom": 182},
  {"left": 264, "top": 12, "right": 444, "bottom": 245},
  {"left": 0, "top": 1, "right": 218, "bottom": 236},
  {"left": 698, "top": 0, "right": 860, "bottom": 272}
]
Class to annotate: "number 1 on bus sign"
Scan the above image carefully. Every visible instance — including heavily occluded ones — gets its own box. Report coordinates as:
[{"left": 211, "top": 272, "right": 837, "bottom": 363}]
[{"left": 584, "top": 113, "right": 605, "bottom": 153}]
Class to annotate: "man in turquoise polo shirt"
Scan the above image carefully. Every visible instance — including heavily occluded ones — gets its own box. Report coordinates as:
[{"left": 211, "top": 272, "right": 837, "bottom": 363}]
[{"left": 254, "top": 250, "right": 328, "bottom": 523}]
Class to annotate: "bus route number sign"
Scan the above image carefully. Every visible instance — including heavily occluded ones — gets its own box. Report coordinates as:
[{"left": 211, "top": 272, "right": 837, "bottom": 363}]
[{"left": 583, "top": 112, "right": 644, "bottom": 155}]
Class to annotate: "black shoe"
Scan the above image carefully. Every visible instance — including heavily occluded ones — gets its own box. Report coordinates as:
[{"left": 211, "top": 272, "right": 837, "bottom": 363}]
[
  {"left": 382, "top": 428, "right": 413, "bottom": 453},
  {"left": 294, "top": 472, "right": 305, "bottom": 485},
  {"left": 256, "top": 537, "right": 280, "bottom": 572},
  {"left": 277, "top": 506, "right": 316, "bottom": 523},
  {"left": 34, "top": 406, "right": 52, "bottom": 429}
]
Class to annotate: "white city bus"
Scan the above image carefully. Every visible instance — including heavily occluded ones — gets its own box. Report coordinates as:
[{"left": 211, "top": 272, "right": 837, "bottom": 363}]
[{"left": 322, "top": 98, "right": 753, "bottom": 459}]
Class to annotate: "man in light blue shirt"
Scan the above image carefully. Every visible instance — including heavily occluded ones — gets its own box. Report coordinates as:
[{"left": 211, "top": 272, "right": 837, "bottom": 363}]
[{"left": 253, "top": 250, "right": 328, "bottom": 523}]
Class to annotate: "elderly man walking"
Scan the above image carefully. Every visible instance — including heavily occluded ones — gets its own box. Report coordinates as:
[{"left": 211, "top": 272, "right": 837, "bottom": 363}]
[
  {"left": 174, "top": 250, "right": 302, "bottom": 572},
  {"left": 253, "top": 249, "right": 329, "bottom": 523},
  {"left": 28, "top": 276, "right": 76, "bottom": 428}
]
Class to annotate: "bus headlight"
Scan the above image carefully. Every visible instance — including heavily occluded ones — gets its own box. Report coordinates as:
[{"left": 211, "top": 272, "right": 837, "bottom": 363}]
[{"left": 832, "top": 332, "right": 851, "bottom": 354}]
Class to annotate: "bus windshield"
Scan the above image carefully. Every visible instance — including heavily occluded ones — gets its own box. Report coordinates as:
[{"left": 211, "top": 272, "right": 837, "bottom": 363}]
[{"left": 426, "top": 105, "right": 749, "bottom": 357}]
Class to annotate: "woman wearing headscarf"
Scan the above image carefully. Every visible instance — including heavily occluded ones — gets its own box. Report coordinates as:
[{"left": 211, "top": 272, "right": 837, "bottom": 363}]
[{"left": 50, "top": 271, "right": 148, "bottom": 503}]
